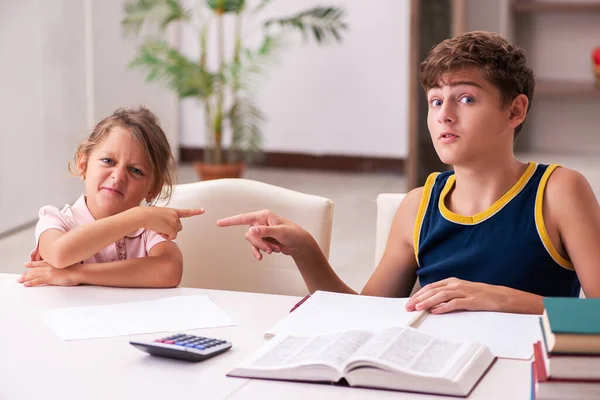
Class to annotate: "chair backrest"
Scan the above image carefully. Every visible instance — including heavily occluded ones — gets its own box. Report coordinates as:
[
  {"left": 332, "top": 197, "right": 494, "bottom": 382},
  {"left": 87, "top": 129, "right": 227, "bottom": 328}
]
[
  {"left": 375, "top": 193, "right": 422, "bottom": 295},
  {"left": 157, "top": 179, "right": 334, "bottom": 296},
  {"left": 374, "top": 193, "right": 406, "bottom": 268}
]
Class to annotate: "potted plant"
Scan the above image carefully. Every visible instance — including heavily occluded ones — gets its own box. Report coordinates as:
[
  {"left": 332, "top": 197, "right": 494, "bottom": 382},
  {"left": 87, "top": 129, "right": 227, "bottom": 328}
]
[{"left": 122, "top": 0, "right": 347, "bottom": 180}]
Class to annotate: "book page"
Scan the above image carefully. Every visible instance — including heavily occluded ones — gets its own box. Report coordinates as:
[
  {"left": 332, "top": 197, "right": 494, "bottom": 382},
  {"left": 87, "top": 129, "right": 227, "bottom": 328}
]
[
  {"left": 266, "top": 291, "right": 423, "bottom": 337},
  {"left": 417, "top": 311, "right": 541, "bottom": 359},
  {"left": 248, "top": 330, "right": 374, "bottom": 371},
  {"left": 349, "top": 326, "right": 467, "bottom": 377}
]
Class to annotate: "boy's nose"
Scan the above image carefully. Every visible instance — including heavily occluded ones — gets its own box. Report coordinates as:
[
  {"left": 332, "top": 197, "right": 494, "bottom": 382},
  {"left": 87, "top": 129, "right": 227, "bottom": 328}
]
[{"left": 438, "top": 103, "right": 456, "bottom": 124}]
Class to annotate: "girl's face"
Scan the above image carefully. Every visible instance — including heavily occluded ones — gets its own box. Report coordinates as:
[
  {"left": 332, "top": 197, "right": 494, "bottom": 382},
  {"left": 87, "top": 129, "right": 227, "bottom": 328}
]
[{"left": 78, "top": 127, "right": 155, "bottom": 219}]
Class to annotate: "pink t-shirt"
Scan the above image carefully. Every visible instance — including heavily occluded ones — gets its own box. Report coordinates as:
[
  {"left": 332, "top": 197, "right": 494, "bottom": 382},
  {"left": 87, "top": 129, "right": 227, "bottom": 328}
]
[{"left": 30, "top": 195, "right": 168, "bottom": 263}]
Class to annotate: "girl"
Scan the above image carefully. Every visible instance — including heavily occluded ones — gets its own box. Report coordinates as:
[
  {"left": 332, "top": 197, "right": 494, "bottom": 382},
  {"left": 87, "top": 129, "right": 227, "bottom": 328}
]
[{"left": 18, "top": 107, "right": 204, "bottom": 288}]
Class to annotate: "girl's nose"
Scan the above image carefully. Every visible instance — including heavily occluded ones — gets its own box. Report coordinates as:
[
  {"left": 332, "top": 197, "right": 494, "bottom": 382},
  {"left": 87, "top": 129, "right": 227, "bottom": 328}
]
[{"left": 111, "top": 167, "right": 127, "bottom": 182}]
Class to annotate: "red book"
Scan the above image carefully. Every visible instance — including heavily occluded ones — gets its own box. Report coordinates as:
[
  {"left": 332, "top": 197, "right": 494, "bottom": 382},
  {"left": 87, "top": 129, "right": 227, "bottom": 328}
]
[
  {"left": 532, "top": 341, "right": 600, "bottom": 400},
  {"left": 289, "top": 294, "right": 310, "bottom": 313}
]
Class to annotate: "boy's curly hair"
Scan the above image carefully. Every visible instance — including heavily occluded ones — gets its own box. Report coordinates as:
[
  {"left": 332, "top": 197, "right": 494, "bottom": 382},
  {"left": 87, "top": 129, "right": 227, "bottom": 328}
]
[{"left": 420, "top": 31, "right": 535, "bottom": 137}]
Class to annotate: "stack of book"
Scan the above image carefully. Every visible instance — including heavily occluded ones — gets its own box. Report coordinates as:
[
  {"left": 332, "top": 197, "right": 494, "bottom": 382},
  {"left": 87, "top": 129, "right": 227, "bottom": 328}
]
[{"left": 531, "top": 298, "right": 600, "bottom": 400}]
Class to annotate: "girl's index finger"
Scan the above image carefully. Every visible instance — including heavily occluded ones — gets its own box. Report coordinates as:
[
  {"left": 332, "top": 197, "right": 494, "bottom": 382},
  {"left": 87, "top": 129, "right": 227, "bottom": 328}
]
[{"left": 176, "top": 208, "right": 205, "bottom": 218}]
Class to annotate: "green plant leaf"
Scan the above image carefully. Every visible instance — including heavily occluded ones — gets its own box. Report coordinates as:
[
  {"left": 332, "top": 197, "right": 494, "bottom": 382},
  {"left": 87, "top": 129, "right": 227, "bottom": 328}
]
[
  {"left": 206, "top": 0, "right": 246, "bottom": 14},
  {"left": 223, "top": 35, "right": 285, "bottom": 93},
  {"left": 130, "top": 39, "right": 216, "bottom": 99},
  {"left": 264, "top": 6, "right": 347, "bottom": 44},
  {"left": 122, "top": 0, "right": 189, "bottom": 36},
  {"left": 228, "top": 96, "right": 265, "bottom": 163}
]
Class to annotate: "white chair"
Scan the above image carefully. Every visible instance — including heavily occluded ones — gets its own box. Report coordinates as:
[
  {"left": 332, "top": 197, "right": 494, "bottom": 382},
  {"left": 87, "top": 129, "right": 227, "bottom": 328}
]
[
  {"left": 374, "top": 193, "right": 421, "bottom": 295},
  {"left": 374, "top": 193, "right": 406, "bottom": 268},
  {"left": 157, "top": 179, "right": 334, "bottom": 296}
]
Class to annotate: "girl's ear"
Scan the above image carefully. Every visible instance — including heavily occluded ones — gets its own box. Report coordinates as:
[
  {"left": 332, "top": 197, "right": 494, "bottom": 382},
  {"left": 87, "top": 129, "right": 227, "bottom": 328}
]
[
  {"left": 146, "top": 185, "right": 159, "bottom": 204},
  {"left": 76, "top": 153, "right": 87, "bottom": 179}
]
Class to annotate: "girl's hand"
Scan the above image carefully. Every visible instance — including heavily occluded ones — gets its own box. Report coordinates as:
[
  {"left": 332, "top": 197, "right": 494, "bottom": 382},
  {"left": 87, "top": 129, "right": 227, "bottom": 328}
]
[
  {"left": 18, "top": 261, "right": 80, "bottom": 287},
  {"left": 136, "top": 207, "right": 205, "bottom": 240}
]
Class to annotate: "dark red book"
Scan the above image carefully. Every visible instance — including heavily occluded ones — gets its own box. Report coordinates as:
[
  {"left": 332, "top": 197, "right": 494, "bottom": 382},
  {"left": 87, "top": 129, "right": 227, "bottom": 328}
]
[{"left": 532, "top": 341, "right": 600, "bottom": 400}]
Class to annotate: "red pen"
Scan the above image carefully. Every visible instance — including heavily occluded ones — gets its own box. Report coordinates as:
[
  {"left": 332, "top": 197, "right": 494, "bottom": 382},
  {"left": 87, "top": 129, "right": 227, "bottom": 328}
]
[{"left": 290, "top": 294, "right": 310, "bottom": 312}]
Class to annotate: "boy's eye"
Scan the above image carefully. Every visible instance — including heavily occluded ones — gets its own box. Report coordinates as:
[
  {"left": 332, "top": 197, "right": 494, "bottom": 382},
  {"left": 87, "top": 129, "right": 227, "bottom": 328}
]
[
  {"left": 430, "top": 99, "right": 443, "bottom": 107},
  {"left": 101, "top": 158, "right": 115, "bottom": 165},
  {"left": 460, "top": 96, "right": 475, "bottom": 104},
  {"left": 130, "top": 167, "right": 144, "bottom": 176}
]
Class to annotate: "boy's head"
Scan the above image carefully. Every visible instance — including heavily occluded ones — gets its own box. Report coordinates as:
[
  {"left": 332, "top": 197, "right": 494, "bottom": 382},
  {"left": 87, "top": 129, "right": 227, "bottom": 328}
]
[
  {"left": 71, "top": 107, "right": 176, "bottom": 216},
  {"left": 421, "top": 31, "right": 535, "bottom": 138},
  {"left": 419, "top": 31, "right": 535, "bottom": 165}
]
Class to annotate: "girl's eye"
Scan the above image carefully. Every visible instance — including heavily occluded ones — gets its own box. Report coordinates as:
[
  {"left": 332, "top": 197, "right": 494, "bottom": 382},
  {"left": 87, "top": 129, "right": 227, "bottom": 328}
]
[
  {"left": 101, "top": 158, "right": 115, "bottom": 165},
  {"left": 130, "top": 168, "right": 144, "bottom": 176},
  {"left": 460, "top": 96, "right": 475, "bottom": 104},
  {"left": 430, "top": 99, "right": 443, "bottom": 107}
]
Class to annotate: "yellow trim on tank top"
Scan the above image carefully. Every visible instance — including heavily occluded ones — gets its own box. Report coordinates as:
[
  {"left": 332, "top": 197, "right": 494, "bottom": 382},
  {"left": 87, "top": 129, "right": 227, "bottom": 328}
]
[
  {"left": 438, "top": 162, "right": 537, "bottom": 225},
  {"left": 535, "top": 164, "right": 574, "bottom": 271},
  {"left": 413, "top": 172, "right": 439, "bottom": 266}
]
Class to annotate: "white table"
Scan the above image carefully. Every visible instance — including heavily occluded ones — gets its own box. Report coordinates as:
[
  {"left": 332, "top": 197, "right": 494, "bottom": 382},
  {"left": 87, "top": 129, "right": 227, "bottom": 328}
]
[{"left": 0, "top": 273, "right": 532, "bottom": 399}]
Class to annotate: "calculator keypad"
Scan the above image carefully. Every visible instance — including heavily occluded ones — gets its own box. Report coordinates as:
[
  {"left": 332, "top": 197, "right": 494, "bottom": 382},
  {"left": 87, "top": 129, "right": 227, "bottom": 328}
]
[
  {"left": 130, "top": 333, "right": 232, "bottom": 362},
  {"left": 155, "top": 334, "right": 228, "bottom": 350}
]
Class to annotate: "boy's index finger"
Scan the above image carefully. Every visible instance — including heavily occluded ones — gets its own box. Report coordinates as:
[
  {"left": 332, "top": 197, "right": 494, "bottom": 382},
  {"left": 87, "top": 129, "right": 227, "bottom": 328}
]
[
  {"left": 217, "top": 212, "right": 262, "bottom": 227},
  {"left": 176, "top": 208, "right": 205, "bottom": 218}
]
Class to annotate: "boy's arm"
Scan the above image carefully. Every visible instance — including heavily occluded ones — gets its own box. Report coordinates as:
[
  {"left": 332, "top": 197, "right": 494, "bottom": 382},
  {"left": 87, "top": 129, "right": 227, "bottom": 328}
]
[
  {"left": 217, "top": 188, "right": 423, "bottom": 297},
  {"left": 546, "top": 168, "right": 600, "bottom": 298},
  {"left": 360, "top": 188, "right": 421, "bottom": 297},
  {"left": 21, "top": 241, "right": 183, "bottom": 288},
  {"left": 38, "top": 208, "right": 146, "bottom": 268},
  {"left": 218, "top": 211, "right": 356, "bottom": 294}
]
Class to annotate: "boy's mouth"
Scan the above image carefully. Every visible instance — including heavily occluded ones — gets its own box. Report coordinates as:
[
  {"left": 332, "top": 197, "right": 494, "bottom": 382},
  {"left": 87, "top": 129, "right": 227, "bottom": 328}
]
[{"left": 439, "top": 132, "right": 459, "bottom": 139}]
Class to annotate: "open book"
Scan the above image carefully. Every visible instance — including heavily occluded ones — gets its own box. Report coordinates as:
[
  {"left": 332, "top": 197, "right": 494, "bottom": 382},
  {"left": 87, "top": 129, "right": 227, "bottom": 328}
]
[
  {"left": 266, "top": 291, "right": 542, "bottom": 359},
  {"left": 229, "top": 325, "right": 496, "bottom": 397}
]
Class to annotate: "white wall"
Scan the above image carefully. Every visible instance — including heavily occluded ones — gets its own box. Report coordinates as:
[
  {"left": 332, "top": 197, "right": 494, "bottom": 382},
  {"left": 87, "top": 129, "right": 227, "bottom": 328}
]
[
  {"left": 0, "top": 0, "right": 85, "bottom": 233},
  {"left": 91, "top": 0, "right": 179, "bottom": 159},
  {"left": 0, "top": 0, "right": 179, "bottom": 234},
  {"left": 180, "top": 0, "right": 411, "bottom": 158}
]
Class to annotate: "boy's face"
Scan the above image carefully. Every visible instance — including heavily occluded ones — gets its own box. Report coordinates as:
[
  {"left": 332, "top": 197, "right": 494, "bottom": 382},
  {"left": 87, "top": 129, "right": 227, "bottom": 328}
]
[
  {"left": 78, "top": 127, "right": 155, "bottom": 219},
  {"left": 426, "top": 69, "right": 515, "bottom": 166}
]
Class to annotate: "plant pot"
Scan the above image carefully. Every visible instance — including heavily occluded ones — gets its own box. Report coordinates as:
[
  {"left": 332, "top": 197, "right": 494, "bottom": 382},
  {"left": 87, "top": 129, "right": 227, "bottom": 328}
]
[
  {"left": 193, "top": 162, "right": 245, "bottom": 181},
  {"left": 594, "top": 65, "right": 600, "bottom": 89}
]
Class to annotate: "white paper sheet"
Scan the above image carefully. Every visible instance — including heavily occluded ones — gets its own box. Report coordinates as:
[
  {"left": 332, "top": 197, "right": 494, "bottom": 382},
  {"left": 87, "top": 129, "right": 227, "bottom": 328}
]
[
  {"left": 416, "top": 310, "right": 542, "bottom": 360},
  {"left": 265, "top": 291, "right": 423, "bottom": 337},
  {"left": 42, "top": 295, "right": 238, "bottom": 340}
]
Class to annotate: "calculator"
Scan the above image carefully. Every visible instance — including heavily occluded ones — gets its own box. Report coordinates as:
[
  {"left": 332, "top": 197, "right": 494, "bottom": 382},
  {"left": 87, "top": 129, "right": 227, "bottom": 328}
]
[{"left": 130, "top": 333, "right": 232, "bottom": 362}]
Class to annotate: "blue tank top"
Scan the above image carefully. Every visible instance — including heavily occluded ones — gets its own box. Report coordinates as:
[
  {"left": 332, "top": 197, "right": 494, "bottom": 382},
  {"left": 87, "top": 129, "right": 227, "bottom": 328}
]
[{"left": 414, "top": 162, "right": 580, "bottom": 297}]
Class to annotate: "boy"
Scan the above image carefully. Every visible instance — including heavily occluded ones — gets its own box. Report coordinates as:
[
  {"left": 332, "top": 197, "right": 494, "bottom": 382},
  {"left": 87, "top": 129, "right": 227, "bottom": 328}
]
[{"left": 217, "top": 31, "right": 600, "bottom": 314}]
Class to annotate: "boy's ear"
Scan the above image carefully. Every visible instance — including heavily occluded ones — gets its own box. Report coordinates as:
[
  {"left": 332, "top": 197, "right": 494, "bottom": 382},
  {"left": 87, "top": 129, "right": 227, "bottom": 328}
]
[
  {"left": 76, "top": 153, "right": 87, "bottom": 179},
  {"left": 507, "top": 94, "right": 528, "bottom": 129}
]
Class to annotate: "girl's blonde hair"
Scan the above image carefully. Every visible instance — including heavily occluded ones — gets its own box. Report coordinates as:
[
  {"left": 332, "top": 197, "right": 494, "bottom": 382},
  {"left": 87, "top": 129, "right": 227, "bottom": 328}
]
[{"left": 69, "top": 106, "right": 176, "bottom": 203}]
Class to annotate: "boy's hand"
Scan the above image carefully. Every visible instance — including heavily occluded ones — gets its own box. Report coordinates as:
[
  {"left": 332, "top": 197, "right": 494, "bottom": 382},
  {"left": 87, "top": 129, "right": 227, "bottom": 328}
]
[
  {"left": 405, "top": 278, "right": 506, "bottom": 314},
  {"left": 18, "top": 261, "right": 80, "bottom": 287},
  {"left": 136, "top": 207, "right": 205, "bottom": 240},
  {"left": 217, "top": 210, "right": 314, "bottom": 260}
]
